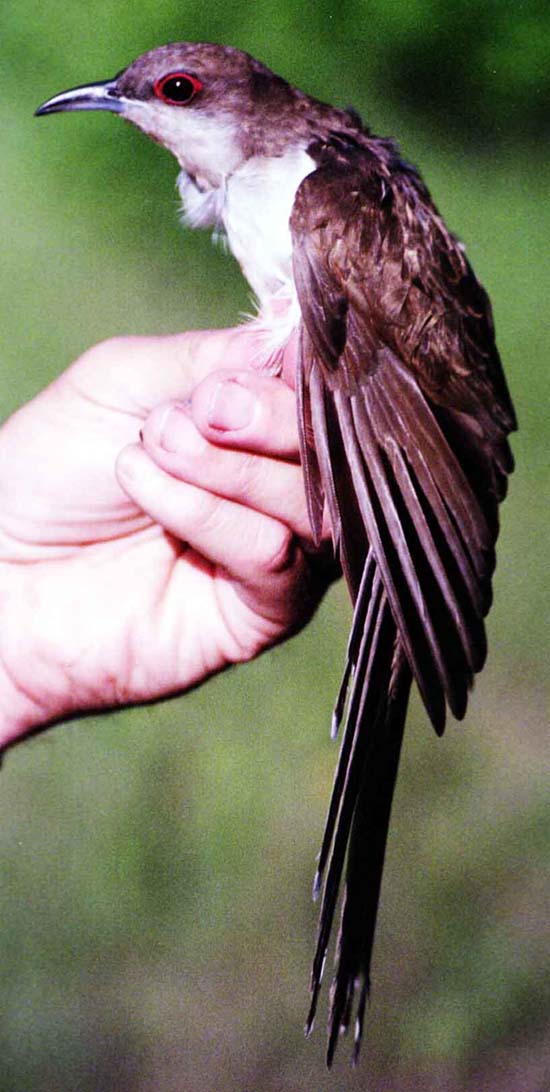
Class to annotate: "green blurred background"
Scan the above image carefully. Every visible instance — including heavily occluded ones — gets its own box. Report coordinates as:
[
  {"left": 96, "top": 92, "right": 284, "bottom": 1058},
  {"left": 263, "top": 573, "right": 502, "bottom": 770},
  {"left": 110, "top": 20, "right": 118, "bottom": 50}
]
[{"left": 1, "top": 2, "right": 549, "bottom": 1089}]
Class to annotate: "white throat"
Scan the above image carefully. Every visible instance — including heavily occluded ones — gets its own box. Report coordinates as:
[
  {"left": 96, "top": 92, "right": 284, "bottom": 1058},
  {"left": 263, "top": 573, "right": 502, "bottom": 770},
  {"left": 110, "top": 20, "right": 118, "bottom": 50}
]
[
  {"left": 177, "top": 144, "right": 316, "bottom": 368},
  {"left": 125, "top": 101, "right": 244, "bottom": 189}
]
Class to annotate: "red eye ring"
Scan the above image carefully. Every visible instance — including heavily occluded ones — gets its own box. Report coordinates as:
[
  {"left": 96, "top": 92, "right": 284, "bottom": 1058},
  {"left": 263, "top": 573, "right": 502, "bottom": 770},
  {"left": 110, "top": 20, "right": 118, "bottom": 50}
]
[{"left": 153, "top": 72, "right": 203, "bottom": 106}]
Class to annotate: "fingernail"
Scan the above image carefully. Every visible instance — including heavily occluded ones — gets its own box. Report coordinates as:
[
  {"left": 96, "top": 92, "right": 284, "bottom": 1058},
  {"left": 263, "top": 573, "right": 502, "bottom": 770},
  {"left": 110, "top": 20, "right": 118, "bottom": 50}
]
[
  {"left": 208, "top": 380, "right": 256, "bottom": 431},
  {"left": 157, "top": 403, "right": 195, "bottom": 453}
]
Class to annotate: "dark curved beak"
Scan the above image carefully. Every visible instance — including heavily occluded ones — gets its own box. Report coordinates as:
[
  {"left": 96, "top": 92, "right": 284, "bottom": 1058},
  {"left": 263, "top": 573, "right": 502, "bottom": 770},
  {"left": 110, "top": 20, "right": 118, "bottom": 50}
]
[{"left": 35, "top": 80, "right": 125, "bottom": 117}]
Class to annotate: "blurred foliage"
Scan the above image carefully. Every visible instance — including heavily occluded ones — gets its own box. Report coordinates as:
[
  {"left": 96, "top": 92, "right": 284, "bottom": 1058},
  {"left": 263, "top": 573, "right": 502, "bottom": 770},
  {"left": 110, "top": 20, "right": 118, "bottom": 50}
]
[{"left": 1, "top": 2, "right": 549, "bottom": 1091}]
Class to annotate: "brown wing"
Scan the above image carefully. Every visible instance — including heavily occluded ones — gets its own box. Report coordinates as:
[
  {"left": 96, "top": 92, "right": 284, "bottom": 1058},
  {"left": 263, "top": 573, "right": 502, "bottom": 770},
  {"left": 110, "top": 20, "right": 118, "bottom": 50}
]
[{"left": 291, "top": 134, "right": 516, "bottom": 1064}]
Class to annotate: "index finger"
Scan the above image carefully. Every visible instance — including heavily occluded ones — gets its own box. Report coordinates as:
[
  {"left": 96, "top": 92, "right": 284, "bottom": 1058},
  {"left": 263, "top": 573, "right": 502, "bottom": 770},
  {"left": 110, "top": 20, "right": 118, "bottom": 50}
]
[
  {"left": 186, "top": 369, "right": 300, "bottom": 462},
  {"left": 64, "top": 326, "right": 295, "bottom": 418}
]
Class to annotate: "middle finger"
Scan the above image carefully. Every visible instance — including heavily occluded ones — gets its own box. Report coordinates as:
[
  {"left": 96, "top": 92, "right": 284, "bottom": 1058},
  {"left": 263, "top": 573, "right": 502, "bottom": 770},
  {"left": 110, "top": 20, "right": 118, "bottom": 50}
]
[{"left": 142, "top": 403, "right": 314, "bottom": 541}]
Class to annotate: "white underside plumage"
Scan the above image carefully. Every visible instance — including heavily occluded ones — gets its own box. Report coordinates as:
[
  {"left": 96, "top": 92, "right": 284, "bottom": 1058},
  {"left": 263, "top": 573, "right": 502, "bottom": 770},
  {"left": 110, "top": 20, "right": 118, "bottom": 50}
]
[
  {"left": 177, "top": 145, "right": 316, "bottom": 370},
  {"left": 125, "top": 100, "right": 316, "bottom": 370}
]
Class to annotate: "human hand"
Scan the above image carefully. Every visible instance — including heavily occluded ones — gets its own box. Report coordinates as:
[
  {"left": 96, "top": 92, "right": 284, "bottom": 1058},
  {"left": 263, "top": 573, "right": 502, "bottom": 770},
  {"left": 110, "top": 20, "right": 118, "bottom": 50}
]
[{"left": 0, "top": 328, "right": 335, "bottom": 749}]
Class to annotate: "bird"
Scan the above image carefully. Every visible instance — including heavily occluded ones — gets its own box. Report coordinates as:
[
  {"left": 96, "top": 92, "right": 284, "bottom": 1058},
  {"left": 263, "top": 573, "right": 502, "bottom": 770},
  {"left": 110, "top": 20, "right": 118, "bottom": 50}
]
[{"left": 35, "top": 43, "right": 516, "bottom": 1066}]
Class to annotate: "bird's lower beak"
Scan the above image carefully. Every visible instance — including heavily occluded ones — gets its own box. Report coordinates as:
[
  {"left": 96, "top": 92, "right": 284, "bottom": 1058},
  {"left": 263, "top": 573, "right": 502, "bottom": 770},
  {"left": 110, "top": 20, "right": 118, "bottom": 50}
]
[{"left": 35, "top": 80, "right": 125, "bottom": 117}]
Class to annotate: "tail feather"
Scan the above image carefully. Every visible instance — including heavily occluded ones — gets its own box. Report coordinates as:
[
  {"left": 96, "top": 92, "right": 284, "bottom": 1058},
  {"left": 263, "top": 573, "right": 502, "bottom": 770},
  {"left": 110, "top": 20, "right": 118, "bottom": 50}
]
[
  {"left": 326, "top": 641, "right": 411, "bottom": 1066},
  {"left": 314, "top": 554, "right": 376, "bottom": 897},
  {"left": 306, "top": 581, "right": 410, "bottom": 1058}
]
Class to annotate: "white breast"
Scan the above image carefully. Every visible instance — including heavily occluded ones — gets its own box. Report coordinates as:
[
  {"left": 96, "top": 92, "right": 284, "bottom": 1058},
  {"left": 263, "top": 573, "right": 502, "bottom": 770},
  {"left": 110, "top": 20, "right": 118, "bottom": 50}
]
[
  {"left": 177, "top": 145, "right": 317, "bottom": 371},
  {"left": 222, "top": 147, "right": 316, "bottom": 304}
]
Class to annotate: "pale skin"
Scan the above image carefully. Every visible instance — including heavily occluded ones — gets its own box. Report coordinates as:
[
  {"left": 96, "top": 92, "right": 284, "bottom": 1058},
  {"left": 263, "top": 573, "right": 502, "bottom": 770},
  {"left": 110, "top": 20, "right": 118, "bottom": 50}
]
[{"left": 0, "top": 326, "right": 335, "bottom": 751}]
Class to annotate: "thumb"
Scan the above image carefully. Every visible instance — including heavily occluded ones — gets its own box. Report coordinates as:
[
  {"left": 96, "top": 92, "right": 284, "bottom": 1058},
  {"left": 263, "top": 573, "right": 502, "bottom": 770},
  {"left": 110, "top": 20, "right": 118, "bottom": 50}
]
[{"left": 62, "top": 326, "right": 270, "bottom": 417}]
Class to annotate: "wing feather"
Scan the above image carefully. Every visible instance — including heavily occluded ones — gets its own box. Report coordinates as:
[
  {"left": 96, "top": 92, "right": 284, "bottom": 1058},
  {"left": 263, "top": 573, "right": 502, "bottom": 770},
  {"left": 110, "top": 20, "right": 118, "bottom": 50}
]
[
  {"left": 290, "top": 132, "right": 516, "bottom": 1064},
  {"left": 296, "top": 336, "right": 325, "bottom": 545}
]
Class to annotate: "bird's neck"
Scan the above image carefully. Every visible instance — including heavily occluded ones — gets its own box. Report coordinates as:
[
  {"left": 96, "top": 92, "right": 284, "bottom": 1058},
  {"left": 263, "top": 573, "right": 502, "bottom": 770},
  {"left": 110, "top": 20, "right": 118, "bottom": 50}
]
[{"left": 178, "top": 142, "right": 316, "bottom": 370}]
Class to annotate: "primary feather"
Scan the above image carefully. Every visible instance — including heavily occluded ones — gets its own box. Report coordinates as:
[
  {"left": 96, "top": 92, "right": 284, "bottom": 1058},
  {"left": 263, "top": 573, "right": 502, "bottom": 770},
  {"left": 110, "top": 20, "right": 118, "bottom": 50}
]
[{"left": 291, "top": 129, "right": 515, "bottom": 1063}]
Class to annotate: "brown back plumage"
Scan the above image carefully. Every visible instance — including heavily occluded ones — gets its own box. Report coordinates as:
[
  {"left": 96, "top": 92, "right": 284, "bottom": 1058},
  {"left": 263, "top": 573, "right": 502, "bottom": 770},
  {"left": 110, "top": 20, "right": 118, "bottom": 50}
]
[{"left": 291, "top": 127, "right": 516, "bottom": 1063}]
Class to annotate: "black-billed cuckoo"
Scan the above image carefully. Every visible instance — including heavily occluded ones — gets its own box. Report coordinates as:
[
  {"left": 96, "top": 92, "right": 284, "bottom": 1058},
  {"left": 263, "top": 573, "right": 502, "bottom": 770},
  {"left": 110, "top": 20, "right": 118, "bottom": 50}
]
[{"left": 36, "top": 43, "right": 516, "bottom": 1066}]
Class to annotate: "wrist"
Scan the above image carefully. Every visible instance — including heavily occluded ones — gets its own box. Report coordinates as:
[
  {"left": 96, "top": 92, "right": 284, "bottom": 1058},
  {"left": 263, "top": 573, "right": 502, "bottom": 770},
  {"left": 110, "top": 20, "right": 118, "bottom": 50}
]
[
  {"left": 0, "top": 660, "right": 47, "bottom": 750},
  {"left": 0, "top": 566, "right": 74, "bottom": 749}
]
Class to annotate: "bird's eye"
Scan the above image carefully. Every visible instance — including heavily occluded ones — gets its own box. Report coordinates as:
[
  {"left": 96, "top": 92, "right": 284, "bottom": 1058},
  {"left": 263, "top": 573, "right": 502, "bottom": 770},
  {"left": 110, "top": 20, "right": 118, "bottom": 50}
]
[{"left": 153, "top": 72, "right": 203, "bottom": 106}]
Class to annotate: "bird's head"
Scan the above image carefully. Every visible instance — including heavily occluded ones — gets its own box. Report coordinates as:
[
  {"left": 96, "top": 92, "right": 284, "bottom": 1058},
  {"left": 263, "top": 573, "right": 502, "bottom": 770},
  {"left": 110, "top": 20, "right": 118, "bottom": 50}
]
[{"left": 35, "top": 42, "right": 304, "bottom": 187}]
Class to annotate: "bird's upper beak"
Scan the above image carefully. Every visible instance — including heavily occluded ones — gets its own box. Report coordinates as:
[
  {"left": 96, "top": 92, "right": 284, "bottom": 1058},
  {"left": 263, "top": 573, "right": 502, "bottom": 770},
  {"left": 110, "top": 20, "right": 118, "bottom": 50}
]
[{"left": 35, "top": 80, "right": 126, "bottom": 117}]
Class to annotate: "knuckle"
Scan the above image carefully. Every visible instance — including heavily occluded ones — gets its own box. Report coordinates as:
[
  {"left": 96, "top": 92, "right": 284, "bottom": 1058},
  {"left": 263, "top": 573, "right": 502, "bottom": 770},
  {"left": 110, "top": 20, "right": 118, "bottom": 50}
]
[
  {"left": 231, "top": 450, "right": 264, "bottom": 498},
  {"left": 71, "top": 336, "right": 128, "bottom": 375},
  {"left": 66, "top": 336, "right": 149, "bottom": 396},
  {"left": 192, "top": 492, "right": 226, "bottom": 539},
  {"left": 252, "top": 519, "right": 296, "bottom": 575}
]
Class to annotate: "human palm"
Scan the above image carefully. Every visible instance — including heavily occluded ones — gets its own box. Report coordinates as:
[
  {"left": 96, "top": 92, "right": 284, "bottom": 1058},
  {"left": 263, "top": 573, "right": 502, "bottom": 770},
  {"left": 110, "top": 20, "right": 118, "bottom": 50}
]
[{"left": 0, "top": 328, "right": 330, "bottom": 744}]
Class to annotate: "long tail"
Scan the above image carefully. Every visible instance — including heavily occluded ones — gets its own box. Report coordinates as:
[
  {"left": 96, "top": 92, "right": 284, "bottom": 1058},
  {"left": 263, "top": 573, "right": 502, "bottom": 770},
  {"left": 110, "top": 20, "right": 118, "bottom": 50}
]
[
  {"left": 305, "top": 563, "right": 411, "bottom": 1064},
  {"left": 298, "top": 352, "right": 415, "bottom": 1064}
]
